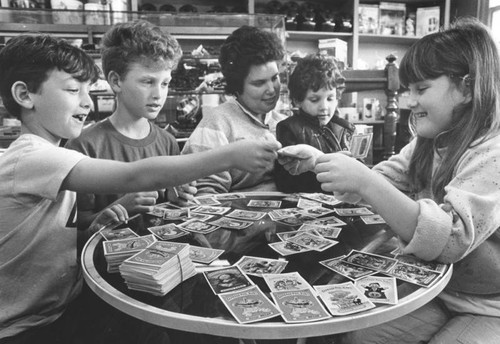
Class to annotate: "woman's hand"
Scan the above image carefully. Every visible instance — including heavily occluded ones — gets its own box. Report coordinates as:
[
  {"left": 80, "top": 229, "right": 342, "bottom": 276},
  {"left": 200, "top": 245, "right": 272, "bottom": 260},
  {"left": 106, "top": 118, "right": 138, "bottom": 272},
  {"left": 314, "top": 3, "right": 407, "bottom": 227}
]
[{"left": 277, "top": 144, "right": 324, "bottom": 175}]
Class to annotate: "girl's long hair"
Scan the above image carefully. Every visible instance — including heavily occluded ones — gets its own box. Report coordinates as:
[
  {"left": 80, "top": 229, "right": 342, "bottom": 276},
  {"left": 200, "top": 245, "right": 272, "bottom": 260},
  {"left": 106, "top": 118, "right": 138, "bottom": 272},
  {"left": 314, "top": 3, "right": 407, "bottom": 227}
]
[{"left": 399, "top": 17, "right": 500, "bottom": 202}]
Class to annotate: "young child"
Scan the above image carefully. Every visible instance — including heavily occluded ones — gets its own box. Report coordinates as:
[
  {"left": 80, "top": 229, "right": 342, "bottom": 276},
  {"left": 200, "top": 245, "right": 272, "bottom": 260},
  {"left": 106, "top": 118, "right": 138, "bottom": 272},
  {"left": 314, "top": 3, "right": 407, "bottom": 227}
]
[
  {"left": 66, "top": 20, "right": 193, "bottom": 232},
  {"left": 274, "top": 53, "right": 355, "bottom": 193},
  {"left": 279, "top": 18, "right": 500, "bottom": 343},
  {"left": 0, "top": 34, "right": 279, "bottom": 343}
]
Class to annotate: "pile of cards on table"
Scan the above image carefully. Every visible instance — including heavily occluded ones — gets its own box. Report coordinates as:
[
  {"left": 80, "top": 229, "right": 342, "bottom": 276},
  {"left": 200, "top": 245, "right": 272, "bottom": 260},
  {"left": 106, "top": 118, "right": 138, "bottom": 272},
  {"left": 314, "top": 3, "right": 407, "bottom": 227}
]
[
  {"left": 119, "top": 241, "right": 196, "bottom": 296},
  {"left": 102, "top": 234, "right": 157, "bottom": 273}
]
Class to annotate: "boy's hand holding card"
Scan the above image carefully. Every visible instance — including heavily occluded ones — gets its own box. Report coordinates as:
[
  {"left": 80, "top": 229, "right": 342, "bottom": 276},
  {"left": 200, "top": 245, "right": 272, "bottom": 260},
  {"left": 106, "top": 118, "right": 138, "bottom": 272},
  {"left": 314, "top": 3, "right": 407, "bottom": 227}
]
[{"left": 277, "top": 145, "right": 324, "bottom": 175}]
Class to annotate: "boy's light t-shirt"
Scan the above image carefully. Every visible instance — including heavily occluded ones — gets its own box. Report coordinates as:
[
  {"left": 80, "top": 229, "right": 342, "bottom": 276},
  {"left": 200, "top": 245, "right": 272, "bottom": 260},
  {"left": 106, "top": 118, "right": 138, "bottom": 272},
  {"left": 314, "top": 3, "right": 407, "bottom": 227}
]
[{"left": 0, "top": 134, "right": 86, "bottom": 338}]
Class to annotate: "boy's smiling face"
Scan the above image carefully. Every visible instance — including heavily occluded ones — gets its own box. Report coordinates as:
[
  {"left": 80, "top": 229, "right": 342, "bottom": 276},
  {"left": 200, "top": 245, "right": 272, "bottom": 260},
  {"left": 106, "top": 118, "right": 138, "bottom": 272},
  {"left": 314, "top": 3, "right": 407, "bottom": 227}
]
[
  {"left": 113, "top": 61, "right": 172, "bottom": 122},
  {"left": 297, "top": 86, "right": 339, "bottom": 126},
  {"left": 28, "top": 69, "right": 93, "bottom": 144}
]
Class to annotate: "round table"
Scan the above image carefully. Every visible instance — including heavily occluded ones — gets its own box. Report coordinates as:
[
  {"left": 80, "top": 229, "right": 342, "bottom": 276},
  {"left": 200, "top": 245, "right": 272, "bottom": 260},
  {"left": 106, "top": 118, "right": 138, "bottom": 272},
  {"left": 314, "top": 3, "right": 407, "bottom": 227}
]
[{"left": 82, "top": 192, "right": 452, "bottom": 341}]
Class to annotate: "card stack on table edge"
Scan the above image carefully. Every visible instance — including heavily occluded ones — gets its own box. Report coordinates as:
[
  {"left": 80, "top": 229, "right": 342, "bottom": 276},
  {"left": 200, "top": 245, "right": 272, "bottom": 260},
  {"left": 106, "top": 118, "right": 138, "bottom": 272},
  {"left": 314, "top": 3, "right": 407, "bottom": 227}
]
[
  {"left": 102, "top": 234, "right": 157, "bottom": 273},
  {"left": 119, "top": 241, "right": 196, "bottom": 296}
]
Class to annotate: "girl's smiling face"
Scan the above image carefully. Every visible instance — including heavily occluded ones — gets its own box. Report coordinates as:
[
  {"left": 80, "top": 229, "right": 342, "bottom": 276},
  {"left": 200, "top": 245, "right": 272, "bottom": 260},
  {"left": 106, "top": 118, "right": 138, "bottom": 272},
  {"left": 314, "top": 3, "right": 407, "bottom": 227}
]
[
  {"left": 407, "top": 75, "right": 470, "bottom": 138},
  {"left": 297, "top": 86, "right": 338, "bottom": 126}
]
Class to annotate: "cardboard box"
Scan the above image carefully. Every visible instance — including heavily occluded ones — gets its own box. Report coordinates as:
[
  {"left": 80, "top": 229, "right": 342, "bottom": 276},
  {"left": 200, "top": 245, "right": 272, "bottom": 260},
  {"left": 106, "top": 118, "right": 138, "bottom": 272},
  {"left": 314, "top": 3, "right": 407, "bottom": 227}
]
[
  {"left": 358, "top": 4, "right": 379, "bottom": 34},
  {"left": 379, "top": 2, "right": 406, "bottom": 36},
  {"left": 318, "top": 38, "right": 348, "bottom": 67},
  {"left": 416, "top": 6, "right": 440, "bottom": 37}
]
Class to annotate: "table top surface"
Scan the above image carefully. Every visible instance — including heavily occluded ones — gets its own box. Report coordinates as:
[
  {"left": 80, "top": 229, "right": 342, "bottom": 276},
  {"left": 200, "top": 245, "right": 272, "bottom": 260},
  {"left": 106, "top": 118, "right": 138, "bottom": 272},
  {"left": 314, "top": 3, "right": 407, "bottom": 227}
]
[{"left": 82, "top": 192, "right": 452, "bottom": 340}]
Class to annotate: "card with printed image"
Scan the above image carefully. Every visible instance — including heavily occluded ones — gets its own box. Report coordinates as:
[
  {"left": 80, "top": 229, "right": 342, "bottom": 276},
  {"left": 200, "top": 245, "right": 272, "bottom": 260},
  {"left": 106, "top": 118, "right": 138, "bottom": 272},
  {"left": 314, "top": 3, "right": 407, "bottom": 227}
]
[
  {"left": 314, "top": 282, "right": 376, "bottom": 316},
  {"left": 103, "top": 234, "right": 157, "bottom": 256},
  {"left": 263, "top": 272, "right": 312, "bottom": 292},
  {"left": 307, "top": 215, "right": 347, "bottom": 227},
  {"left": 218, "top": 285, "right": 282, "bottom": 324},
  {"left": 188, "top": 213, "right": 215, "bottom": 222},
  {"left": 394, "top": 254, "right": 447, "bottom": 274},
  {"left": 299, "top": 193, "right": 341, "bottom": 206},
  {"left": 320, "top": 256, "right": 377, "bottom": 281},
  {"left": 189, "top": 246, "right": 225, "bottom": 264},
  {"left": 162, "top": 208, "right": 190, "bottom": 221},
  {"left": 286, "top": 232, "right": 338, "bottom": 252},
  {"left": 235, "top": 256, "right": 288, "bottom": 276},
  {"left": 386, "top": 261, "right": 441, "bottom": 287},
  {"left": 268, "top": 241, "right": 313, "bottom": 256},
  {"left": 297, "top": 198, "right": 322, "bottom": 209},
  {"left": 299, "top": 224, "right": 342, "bottom": 239},
  {"left": 360, "top": 214, "right": 386, "bottom": 225},
  {"left": 247, "top": 199, "right": 282, "bottom": 208},
  {"left": 147, "top": 223, "right": 189, "bottom": 240},
  {"left": 354, "top": 276, "right": 398, "bottom": 304},
  {"left": 296, "top": 206, "right": 336, "bottom": 218},
  {"left": 194, "top": 196, "right": 221, "bottom": 206},
  {"left": 268, "top": 208, "right": 301, "bottom": 221},
  {"left": 335, "top": 207, "right": 374, "bottom": 216},
  {"left": 350, "top": 133, "right": 373, "bottom": 159},
  {"left": 271, "top": 289, "right": 331, "bottom": 323},
  {"left": 276, "top": 230, "right": 300, "bottom": 241},
  {"left": 192, "top": 206, "right": 231, "bottom": 215},
  {"left": 214, "top": 193, "right": 246, "bottom": 200},
  {"left": 226, "top": 209, "right": 266, "bottom": 221},
  {"left": 203, "top": 266, "right": 254, "bottom": 295},
  {"left": 343, "top": 250, "right": 398, "bottom": 273},
  {"left": 177, "top": 219, "right": 220, "bottom": 234},
  {"left": 100, "top": 227, "right": 139, "bottom": 241},
  {"left": 275, "top": 214, "right": 316, "bottom": 227},
  {"left": 209, "top": 217, "right": 253, "bottom": 230}
]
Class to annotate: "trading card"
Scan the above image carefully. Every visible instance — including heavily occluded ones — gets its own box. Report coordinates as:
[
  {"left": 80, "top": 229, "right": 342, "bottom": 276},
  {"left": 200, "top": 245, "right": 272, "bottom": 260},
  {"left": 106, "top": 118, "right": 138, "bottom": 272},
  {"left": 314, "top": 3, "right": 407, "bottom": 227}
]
[
  {"left": 147, "top": 206, "right": 167, "bottom": 218},
  {"left": 275, "top": 213, "right": 316, "bottom": 227},
  {"left": 360, "top": 214, "right": 386, "bottom": 225},
  {"left": 387, "top": 262, "right": 441, "bottom": 287},
  {"left": 277, "top": 148, "right": 306, "bottom": 160},
  {"left": 268, "top": 208, "right": 300, "bottom": 221},
  {"left": 271, "top": 289, "right": 331, "bottom": 323},
  {"left": 235, "top": 256, "right": 288, "bottom": 276},
  {"left": 124, "top": 241, "right": 189, "bottom": 268},
  {"left": 162, "top": 208, "right": 190, "bottom": 221},
  {"left": 307, "top": 215, "right": 347, "bottom": 227},
  {"left": 343, "top": 250, "right": 398, "bottom": 273},
  {"left": 276, "top": 230, "right": 300, "bottom": 241},
  {"left": 286, "top": 232, "right": 338, "bottom": 252},
  {"left": 177, "top": 219, "right": 220, "bottom": 234},
  {"left": 268, "top": 241, "right": 312, "bottom": 256},
  {"left": 100, "top": 227, "right": 139, "bottom": 241},
  {"left": 203, "top": 266, "right": 254, "bottom": 294},
  {"left": 194, "top": 196, "right": 221, "bottom": 206},
  {"left": 263, "top": 272, "right": 312, "bottom": 292},
  {"left": 314, "top": 282, "right": 375, "bottom": 316},
  {"left": 209, "top": 217, "right": 253, "bottom": 230},
  {"left": 214, "top": 193, "right": 246, "bottom": 201},
  {"left": 188, "top": 213, "right": 214, "bottom": 222},
  {"left": 226, "top": 209, "right": 266, "bottom": 221},
  {"left": 296, "top": 206, "right": 336, "bottom": 218},
  {"left": 299, "top": 193, "right": 341, "bottom": 206},
  {"left": 192, "top": 206, "right": 231, "bottom": 215},
  {"left": 354, "top": 276, "right": 398, "bottom": 304},
  {"left": 350, "top": 133, "right": 373, "bottom": 159},
  {"left": 335, "top": 207, "right": 374, "bottom": 217},
  {"left": 247, "top": 199, "right": 282, "bottom": 208},
  {"left": 296, "top": 198, "right": 322, "bottom": 209},
  {"left": 189, "top": 246, "right": 225, "bottom": 264},
  {"left": 218, "top": 285, "right": 282, "bottom": 324},
  {"left": 319, "top": 257, "right": 376, "bottom": 280},
  {"left": 103, "top": 234, "right": 157, "bottom": 256},
  {"left": 395, "top": 254, "right": 447, "bottom": 274},
  {"left": 147, "top": 223, "right": 189, "bottom": 240},
  {"left": 299, "top": 224, "right": 342, "bottom": 239}
]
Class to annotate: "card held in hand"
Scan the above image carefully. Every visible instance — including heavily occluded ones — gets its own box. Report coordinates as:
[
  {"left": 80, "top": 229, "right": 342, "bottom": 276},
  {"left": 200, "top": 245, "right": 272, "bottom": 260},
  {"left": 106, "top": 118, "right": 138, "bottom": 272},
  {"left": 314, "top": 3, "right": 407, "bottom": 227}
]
[{"left": 350, "top": 133, "right": 373, "bottom": 159}]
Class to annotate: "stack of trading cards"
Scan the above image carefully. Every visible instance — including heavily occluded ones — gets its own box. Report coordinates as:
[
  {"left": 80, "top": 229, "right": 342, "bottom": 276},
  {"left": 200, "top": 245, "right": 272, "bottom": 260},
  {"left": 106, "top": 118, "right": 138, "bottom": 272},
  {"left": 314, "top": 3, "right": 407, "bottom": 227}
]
[
  {"left": 102, "top": 234, "right": 157, "bottom": 273},
  {"left": 119, "top": 241, "right": 196, "bottom": 296}
]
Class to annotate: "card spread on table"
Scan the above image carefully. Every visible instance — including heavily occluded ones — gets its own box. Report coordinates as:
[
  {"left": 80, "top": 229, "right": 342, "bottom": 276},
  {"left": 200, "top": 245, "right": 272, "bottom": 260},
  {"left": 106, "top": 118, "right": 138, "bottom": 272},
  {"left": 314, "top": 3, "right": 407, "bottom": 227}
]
[
  {"left": 192, "top": 206, "right": 231, "bottom": 215},
  {"left": 209, "top": 217, "right": 253, "bottom": 230},
  {"left": 286, "top": 232, "right": 338, "bottom": 252},
  {"left": 189, "top": 246, "right": 225, "bottom": 264},
  {"left": 235, "top": 256, "right": 288, "bottom": 276},
  {"left": 263, "top": 272, "right": 312, "bottom": 292},
  {"left": 360, "top": 214, "right": 386, "bottom": 225},
  {"left": 296, "top": 206, "right": 336, "bottom": 218},
  {"left": 307, "top": 215, "right": 347, "bottom": 227},
  {"left": 354, "top": 276, "right": 398, "bottom": 304},
  {"left": 299, "top": 193, "right": 341, "bottom": 206},
  {"left": 203, "top": 266, "right": 254, "bottom": 294},
  {"left": 314, "top": 282, "right": 376, "bottom": 316},
  {"left": 194, "top": 196, "right": 221, "bottom": 206},
  {"left": 271, "top": 289, "right": 331, "bottom": 323},
  {"left": 276, "top": 230, "right": 300, "bottom": 241},
  {"left": 268, "top": 208, "right": 300, "bottom": 221},
  {"left": 162, "top": 208, "right": 190, "bottom": 221},
  {"left": 386, "top": 262, "right": 442, "bottom": 287},
  {"left": 320, "top": 256, "right": 377, "bottom": 281},
  {"left": 226, "top": 209, "right": 266, "bottom": 221},
  {"left": 296, "top": 198, "right": 322, "bottom": 209},
  {"left": 275, "top": 214, "right": 316, "bottom": 227},
  {"left": 247, "top": 199, "right": 282, "bottom": 208},
  {"left": 394, "top": 254, "right": 447, "bottom": 274},
  {"left": 268, "top": 241, "right": 313, "bottom": 256},
  {"left": 218, "top": 285, "right": 282, "bottom": 324},
  {"left": 214, "top": 193, "right": 246, "bottom": 200},
  {"left": 299, "top": 224, "right": 342, "bottom": 239},
  {"left": 177, "top": 219, "right": 220, "bottom": 234},
  {"left": 343, "top": 250, "right": 398, "bottom": 273},
  {"left": 147, "top": 223, "right": 188, "bottom": 240},
  {"left": 100, "top": 227, "right": 139, "bottom": 241},
  {"left": 103, "top": 234, "right": 157, "bottom": 256},
  {"left": 335, "top": 207, "right": 374, "bottom": 217}
]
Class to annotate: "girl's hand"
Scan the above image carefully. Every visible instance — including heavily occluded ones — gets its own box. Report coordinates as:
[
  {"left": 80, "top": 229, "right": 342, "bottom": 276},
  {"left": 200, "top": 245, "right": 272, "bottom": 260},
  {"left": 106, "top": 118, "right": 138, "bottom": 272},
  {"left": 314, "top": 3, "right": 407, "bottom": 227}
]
[
  {"left": 230, "top": 139, "right": 281, "bottom": 172},
  {"left": 167, "top": 182, "right": 197, "bottom": 206},
  {"left": 116, "top": 191, "right": 159, "bottom": 214},
  {"left": 314, "top": 153, "right": 373, "bottom": 194},
  {"left": 89, "top": 204, "right": 129, "bottom": 233},
  {"left": 277, "top": 144, "right": 324, "bottom": 175}
]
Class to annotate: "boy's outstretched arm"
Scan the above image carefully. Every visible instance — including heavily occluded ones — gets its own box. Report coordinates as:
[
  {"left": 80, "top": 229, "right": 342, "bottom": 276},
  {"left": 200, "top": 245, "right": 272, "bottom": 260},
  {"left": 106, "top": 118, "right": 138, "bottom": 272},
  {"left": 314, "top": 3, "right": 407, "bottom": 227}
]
[{"left": 62, "top": 139, "right": 280, "bottom": 195}]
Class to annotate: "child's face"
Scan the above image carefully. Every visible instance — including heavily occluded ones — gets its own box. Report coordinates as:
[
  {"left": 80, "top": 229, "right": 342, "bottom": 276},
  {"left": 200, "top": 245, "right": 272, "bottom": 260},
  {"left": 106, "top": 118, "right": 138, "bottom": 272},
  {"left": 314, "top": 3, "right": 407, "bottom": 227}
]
[
  {"left": 238, "top": 61, "right": 281, "bottom": 115},
  {"left": 297, "top": 86, "right": 338, "bottom": 126},
  {"left": 114, "top": 62, "right": 172, "bottom": 122},
  {"left": 407, "top": 75, "right": 469, "bottom": 138},
  {"left": 29, "top": 69, "right": 93, "bottom": 144}
]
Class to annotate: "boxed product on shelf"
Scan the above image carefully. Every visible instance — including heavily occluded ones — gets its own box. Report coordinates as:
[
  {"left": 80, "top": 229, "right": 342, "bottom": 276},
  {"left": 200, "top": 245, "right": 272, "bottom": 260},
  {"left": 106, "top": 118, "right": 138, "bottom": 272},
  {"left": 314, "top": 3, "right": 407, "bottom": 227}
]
[
  {"left": 358, "top": 4, "right": 379, "bottom": 34},
  {"left": 416, "top": 6, "right": 440, "bottom": 37},
  {"left": 379, "top": 2, "right": 406, "bottom": 36},
  {"left": 318, "top": 38, "right": 348, "bottom": 67}
]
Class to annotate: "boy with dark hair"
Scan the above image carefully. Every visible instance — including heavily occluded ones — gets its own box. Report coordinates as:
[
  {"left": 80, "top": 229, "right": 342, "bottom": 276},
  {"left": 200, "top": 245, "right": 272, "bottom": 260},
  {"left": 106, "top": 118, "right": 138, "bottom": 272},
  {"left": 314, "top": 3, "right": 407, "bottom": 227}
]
[
  {"left": 66, "top": 20, "right": 193, "bottom": 231},
  {"left": 0, "top": 33, "right": 279, "bottom": 343}
]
